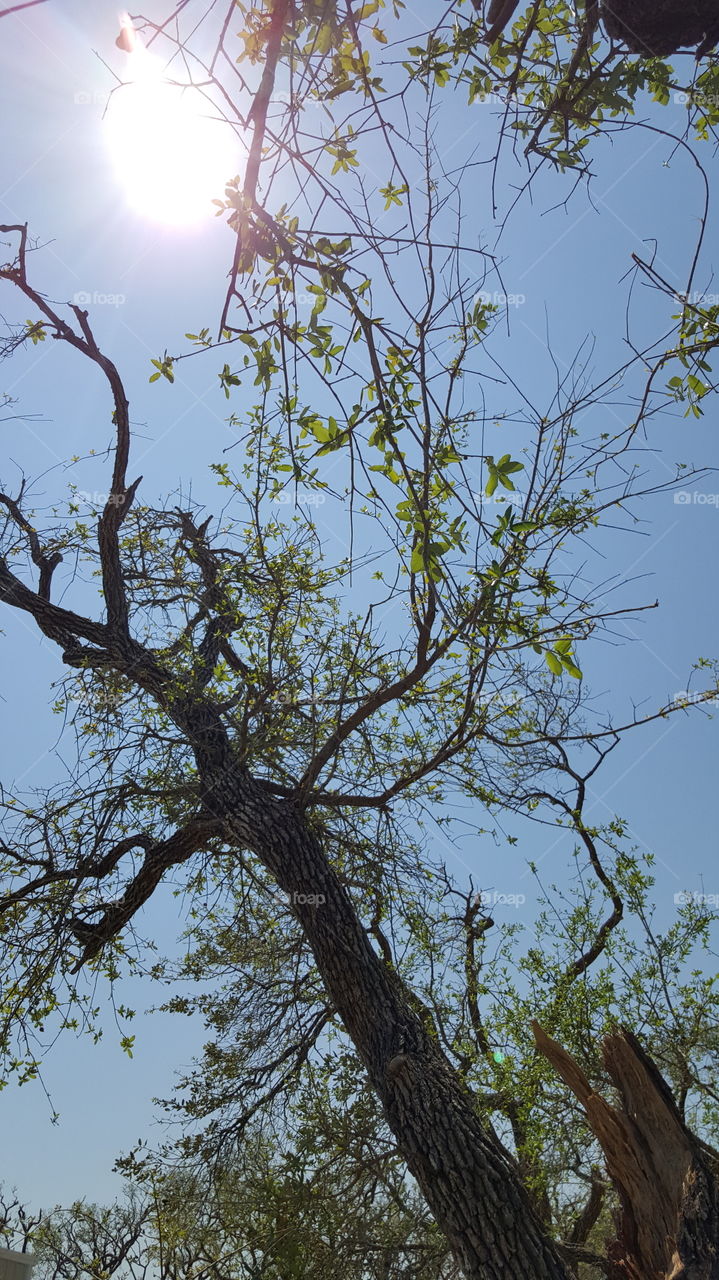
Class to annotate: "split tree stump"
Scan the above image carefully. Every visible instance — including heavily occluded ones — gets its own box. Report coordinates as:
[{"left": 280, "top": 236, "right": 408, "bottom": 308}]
[{"left": 533, "top": 1022, "right": 719, "bottom": 1279}]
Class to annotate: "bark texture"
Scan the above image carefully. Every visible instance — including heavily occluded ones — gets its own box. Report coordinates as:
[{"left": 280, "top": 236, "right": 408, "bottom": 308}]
[
  {"left": 600, "top": 0, "right": 719, "bottom": 56},
  {"left": 534, "top": 1022, "right": 719, "bottom": 1280}
]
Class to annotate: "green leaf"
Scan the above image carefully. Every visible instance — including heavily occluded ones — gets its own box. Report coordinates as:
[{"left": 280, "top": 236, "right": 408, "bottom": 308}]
[{"left": 410, "top": 545, "right": 425, "bottom": 574}]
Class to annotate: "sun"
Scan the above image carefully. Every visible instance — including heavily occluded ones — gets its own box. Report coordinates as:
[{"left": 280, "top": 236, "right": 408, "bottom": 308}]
[{"left": 105, "top": 50, "right": 239, "bottom": 227}]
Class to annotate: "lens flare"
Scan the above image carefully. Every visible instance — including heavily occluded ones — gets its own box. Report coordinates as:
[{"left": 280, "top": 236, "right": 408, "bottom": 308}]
[{"left": 105, "top": 48, "right": 238, "bottom": 226}]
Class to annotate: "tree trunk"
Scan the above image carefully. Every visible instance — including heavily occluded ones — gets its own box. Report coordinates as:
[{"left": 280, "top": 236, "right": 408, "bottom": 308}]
[
  {"left": 176, "top": 700, "right": 574, "bottom": 1280},
  {"left": 534, "top": 1022, "right": 719, "bottom": 1280}
]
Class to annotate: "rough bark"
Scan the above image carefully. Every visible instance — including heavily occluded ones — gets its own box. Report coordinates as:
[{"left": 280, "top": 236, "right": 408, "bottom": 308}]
[{"left": 534, "top": 1022, "right": 719, "bottom": 1280}]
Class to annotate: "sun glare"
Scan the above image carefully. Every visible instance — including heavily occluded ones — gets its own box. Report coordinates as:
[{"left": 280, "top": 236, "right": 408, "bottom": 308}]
[{"left": 105, "top": 51, "right": 238, "bottom": 226}]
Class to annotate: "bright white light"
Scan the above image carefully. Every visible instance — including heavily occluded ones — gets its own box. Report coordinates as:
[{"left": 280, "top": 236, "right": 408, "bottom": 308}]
[{"left": 105, "top": 51, "right": 239, "bottom": 226}]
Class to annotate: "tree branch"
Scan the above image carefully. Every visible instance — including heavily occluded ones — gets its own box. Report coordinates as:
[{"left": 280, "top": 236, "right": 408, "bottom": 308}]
[
  {"left": 0, "top": 225, "right": 141, "bottom": 636},
  {"left": 69, "top": 815, "right": 225, "bottom": 971}
]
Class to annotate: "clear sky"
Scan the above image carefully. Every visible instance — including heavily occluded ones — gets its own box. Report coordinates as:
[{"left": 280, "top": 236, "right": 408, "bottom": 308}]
[{"left": 0, "top": 0, "right": 717, "bottom": 1213}]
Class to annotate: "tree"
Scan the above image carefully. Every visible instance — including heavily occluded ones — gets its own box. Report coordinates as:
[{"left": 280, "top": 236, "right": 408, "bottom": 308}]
[
  {"left": 1, "top": 1162, "right": 456, "bottom": 1280},
  {"left": 1, "top": 1, "right": 719, "bottom": 1277}
]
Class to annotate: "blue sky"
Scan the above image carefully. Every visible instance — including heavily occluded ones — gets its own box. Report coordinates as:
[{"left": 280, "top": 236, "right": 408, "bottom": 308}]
[{"left": 0, "top": 0, "right": 717, "bottom": 1213}]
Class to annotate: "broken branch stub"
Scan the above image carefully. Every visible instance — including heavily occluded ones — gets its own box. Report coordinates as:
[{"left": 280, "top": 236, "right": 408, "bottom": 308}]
[{"left": 533, "top": 1021, "right": 719, "bottom": 1280}]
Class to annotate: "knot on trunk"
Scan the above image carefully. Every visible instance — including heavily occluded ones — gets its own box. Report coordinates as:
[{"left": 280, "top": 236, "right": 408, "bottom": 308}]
[{"left": 386, "top": 1052, "right": 413, "bottom": 1084}]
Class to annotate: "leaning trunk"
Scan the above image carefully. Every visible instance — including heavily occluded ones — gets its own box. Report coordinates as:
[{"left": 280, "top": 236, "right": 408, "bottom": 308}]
[
  {"left": 252, "top": 816, "right": 572, "bottom": 1279},
  {"left": 179, "top": 702, "right": 573, "bottom": 1280},
  {"left": 243, "top": 802, "right": 573, "bottom": 1279}
]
